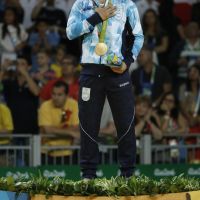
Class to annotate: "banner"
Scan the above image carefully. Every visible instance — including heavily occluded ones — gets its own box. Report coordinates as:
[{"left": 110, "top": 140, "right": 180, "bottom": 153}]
[{"left": 0, "top": 164, "right": 200, "bottom": 180}]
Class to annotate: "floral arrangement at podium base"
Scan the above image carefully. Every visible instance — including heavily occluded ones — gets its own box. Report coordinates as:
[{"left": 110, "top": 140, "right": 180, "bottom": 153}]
[{"left": 0, "top": 175, "right": 200, "bottom": 200}]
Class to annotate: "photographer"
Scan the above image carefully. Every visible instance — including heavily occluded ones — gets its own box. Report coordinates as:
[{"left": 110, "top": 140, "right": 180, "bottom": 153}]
[{"left": 0, "top": 55, "right": 39, "bottom": 134}]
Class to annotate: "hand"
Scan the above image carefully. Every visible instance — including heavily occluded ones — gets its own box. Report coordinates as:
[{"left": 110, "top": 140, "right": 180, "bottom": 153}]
[
  {"left": 17, "top": 65, "right": 28, "bottom": 77},
  {"left": 144, "top": 109, "right": 152, "bottom": 122},
  {"left": 111, "top": 62, "right": 127, "bottom": 74},
  {"left": 161, "top": 102, "right": 170, "bottom": 113},
  {"left": 34, "top": 72, "right": 44, "bottom": 81},
  {"left": 15, "top": 43, "right": 23, "bottom": 52},
  {"left": 95, "top": 4, "right": 117, "bottom": 21}
]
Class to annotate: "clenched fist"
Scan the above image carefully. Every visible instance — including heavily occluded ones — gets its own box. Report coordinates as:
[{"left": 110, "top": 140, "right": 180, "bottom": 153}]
[{"left": 95, "top": 4, "right": 117, "bottom": 21}]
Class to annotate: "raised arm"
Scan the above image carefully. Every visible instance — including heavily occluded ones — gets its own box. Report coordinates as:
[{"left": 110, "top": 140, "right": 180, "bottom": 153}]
[{"left": 31, "top": 0, "right": 45, "bottom": 20}]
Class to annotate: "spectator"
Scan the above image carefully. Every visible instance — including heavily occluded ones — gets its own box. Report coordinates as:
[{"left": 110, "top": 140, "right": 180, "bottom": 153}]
[
  {"left": 0, "top": 0, "right": 24, "bottom": 23},
  {"left": 142, "top": 9, "right": 169, "bottom": 65},
  {"left": 179, "top": 64, "right": 200, "bottom": 131},
  {"left": 31, "top": 0, "right": 67, "bottom": 30},
  {"left": 158, "top": 0, "right": 186, "bottom": 74},
  {"left": 136, "top": 0, "right": 159, "bottom": 19},
  {"left": 0, "top": 70, "right": 4, "bottom": 102},
  {"left": 31, "top": 49, "right": 56, "bottom": 88},
  {"left": 39, "top": 81, "right": 79, "bottom": 160},
  {"left": 170, "top": 22, "right": 200, "bottom": 84},
  {"left": 0, "top": 7, "right": 28, "bottom": 64},
  {"left": 1, "top": 55, "right": 39, "bottom": 134},
  {"left": 28, "top": 19, "right": 60, "bottom": 70},
  {"left": 192, "top": 0, "right": 200, "bottom": 26},
  {"left": 135, "top": 95, "right": 162, "bottom": 140},
  {"left": 157, "top": 92, "right": 188, "bottom": 134},
  {"left": 50, "top": 46, "right": 66, "bottom": 78},
  {"left": 40, "top": 54, "right": 79, "bottom": 101},
  {"left": 131, "top": 46, "right": 172, "bottom": 105},
  {"left": 32, "top": 0, "right": 81, "bottom": 57},
  {"left": 0, "top": 101, "right": 13, "bottom": 166},
  {"left": 0, "top": 102, "right": 13, "bottom": 144},
  {"left": 179, "top": 63, "right": 200, "bottom": 163},
  {"left": 157, "top": 91, "right": 189, "bottom": 162}
]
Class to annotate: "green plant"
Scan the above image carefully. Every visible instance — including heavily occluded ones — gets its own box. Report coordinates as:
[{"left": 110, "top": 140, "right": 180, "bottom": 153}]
[{"left": 0, "top": 174, "right": 199, "bottom": 197}]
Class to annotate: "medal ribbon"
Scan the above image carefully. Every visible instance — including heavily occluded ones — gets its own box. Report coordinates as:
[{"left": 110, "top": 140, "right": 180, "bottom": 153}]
[{"left": 98, "top": 0, "right": 111, "bottom": 43}]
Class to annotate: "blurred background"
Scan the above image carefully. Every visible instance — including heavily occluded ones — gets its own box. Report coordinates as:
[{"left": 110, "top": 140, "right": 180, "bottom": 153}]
[{"left": 0, "top": 0, "right": 200, "bottom": 180}]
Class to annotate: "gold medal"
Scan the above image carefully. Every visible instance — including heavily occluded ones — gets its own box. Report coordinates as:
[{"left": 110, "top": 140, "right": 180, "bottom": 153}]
[
  {"left": 95, "top": 42, "right": 108, "bottom": 56},
  {"left": 95, "top": 0, "right": 110, "bottom": 56}
]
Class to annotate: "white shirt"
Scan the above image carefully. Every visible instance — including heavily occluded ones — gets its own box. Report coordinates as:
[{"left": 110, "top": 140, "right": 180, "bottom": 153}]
[
  {"left": 0, "top": 23, "right": 28, "bottom": 63},
  {"left": 20, "top": 0, "right": 37, "bottom": 28},
  {"left": 0, "top": 24, "right": 28, "bottom": 52},
  {"left": 136, "top": 0, "right": 159, "bottom": 19}
]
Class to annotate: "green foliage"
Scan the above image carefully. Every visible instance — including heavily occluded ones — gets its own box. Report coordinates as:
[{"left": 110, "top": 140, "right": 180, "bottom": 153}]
[{"left": 0, "top": 174, "right": 199, "bottom": 197}]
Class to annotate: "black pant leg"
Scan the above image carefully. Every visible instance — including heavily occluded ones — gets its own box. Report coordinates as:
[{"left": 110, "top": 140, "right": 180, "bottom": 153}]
[
  {"left": 79, "top": 74, "right": 106, "bottom": 178},
  {"left": 106, "top": 71, "right": 136, "bottom": 177}
]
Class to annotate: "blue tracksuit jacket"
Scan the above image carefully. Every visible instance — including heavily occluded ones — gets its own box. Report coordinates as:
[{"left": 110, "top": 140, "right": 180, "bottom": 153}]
[{"left": 66, "top": 0, "right": 144, "bottom": 67}]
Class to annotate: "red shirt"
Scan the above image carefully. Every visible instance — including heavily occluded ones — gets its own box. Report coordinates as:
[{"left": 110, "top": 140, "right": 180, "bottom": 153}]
[
  {"left": 40, "top": 78, "right": 79, "bottom": 101},
  {"left": 173, "top": 3, "right": 192, "bottom": 25}
]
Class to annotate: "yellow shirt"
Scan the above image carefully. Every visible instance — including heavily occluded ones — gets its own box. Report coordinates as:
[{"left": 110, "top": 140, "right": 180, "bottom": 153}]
[
  {"left": 0, "top": 104, "right": 13, "bottom": 145},
  {"left": 39, "top": 98, "right": 79, "bottom": 156},
  {"left": 50, "top": 64, "right": 62, "bottom": 78}
]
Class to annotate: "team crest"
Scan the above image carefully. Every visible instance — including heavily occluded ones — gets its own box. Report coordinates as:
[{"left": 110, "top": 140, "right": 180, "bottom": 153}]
[{"left": 82, "top": 87, "right": 91, "bottom": 101}]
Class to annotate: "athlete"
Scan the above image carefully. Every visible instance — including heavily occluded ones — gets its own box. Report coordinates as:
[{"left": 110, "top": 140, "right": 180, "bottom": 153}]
[{"left": 67, "top": 0, "right": 144, "bottom": 179}]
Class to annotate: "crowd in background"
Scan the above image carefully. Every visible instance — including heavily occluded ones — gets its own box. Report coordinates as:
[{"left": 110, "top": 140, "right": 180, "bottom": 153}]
[{"left": 0, "top": 0, "right": 200, "bottom": 164}]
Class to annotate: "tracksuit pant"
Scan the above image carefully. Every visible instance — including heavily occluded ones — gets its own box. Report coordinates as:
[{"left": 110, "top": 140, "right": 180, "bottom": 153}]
[{"left": 78, "top": 64, "right": 136, "bottom": 179}]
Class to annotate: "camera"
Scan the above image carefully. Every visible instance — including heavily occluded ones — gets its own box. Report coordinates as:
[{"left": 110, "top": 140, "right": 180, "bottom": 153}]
[{"left": 6, "top": 60, "right": 17, "bottom": 71}]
